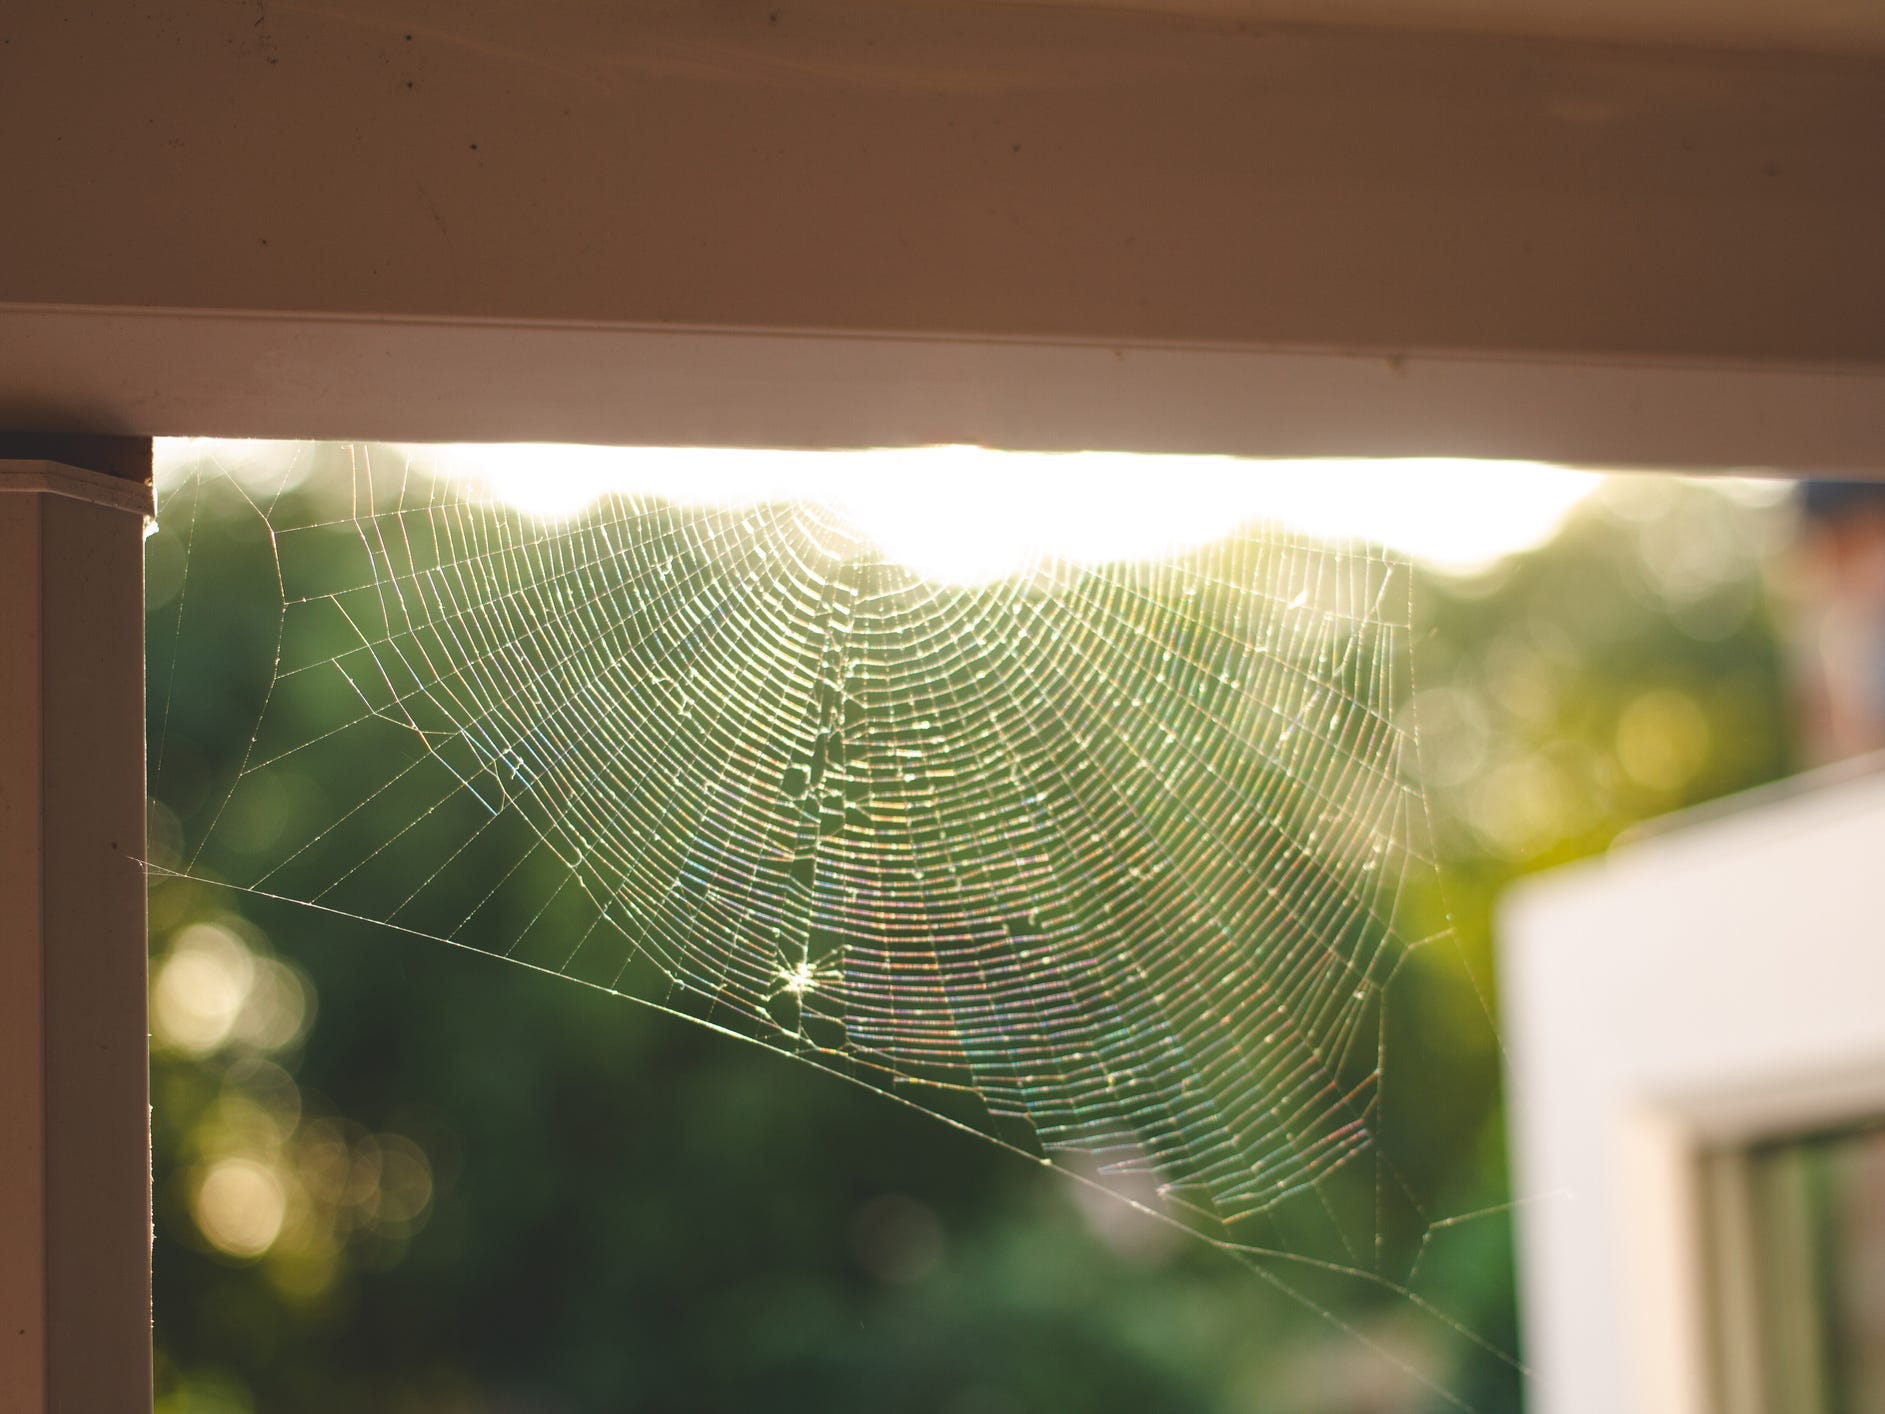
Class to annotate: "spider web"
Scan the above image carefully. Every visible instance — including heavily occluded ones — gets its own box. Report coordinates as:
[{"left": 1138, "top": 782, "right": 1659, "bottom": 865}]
[{"left": 157, "top": 441, "right": 1514, "bottom": 1402}]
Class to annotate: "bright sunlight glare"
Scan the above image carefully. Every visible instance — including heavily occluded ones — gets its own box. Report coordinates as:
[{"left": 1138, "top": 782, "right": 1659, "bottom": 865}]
[
  {"left": 158, "top": 441, "right": 1601, "bottom": 582},
  {"left": 421, "top": 444, "right": 1601, "bottom": 582}
]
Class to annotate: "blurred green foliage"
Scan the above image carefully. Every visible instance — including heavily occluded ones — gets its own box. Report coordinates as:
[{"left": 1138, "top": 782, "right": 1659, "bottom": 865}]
[{"left": 146, "top": 458, "right": 1796, "bottom": 1414}]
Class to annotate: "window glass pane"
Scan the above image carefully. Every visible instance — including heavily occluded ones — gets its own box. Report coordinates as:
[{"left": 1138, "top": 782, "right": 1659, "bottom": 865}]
[{"left": 1741, "top": 1120, "right": 1885, "bottom": 1412}]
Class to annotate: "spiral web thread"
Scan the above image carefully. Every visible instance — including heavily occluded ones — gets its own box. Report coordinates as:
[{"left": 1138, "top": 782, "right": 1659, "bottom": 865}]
[{"left": 168, "top": 443, "right": 1497, "bottom": 1391}]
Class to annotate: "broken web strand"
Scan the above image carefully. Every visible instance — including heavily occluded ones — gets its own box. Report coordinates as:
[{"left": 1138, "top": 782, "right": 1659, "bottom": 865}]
[{"left": 152, "top": 442, "right": 1528, "bottom": 1405}]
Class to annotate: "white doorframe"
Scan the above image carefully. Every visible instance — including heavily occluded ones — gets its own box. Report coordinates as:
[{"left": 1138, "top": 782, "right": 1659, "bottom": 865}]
[{"left": 0, "top": 453, "right": 153, "bottom": 1414}]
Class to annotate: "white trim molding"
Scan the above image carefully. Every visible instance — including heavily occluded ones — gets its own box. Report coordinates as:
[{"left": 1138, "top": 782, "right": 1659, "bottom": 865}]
[
  {"left": 6, "top": 304, "right": 1885, "bottom": 469},
  {"left": 0, "top": 476, "right": 152, "bottom": 1414}
]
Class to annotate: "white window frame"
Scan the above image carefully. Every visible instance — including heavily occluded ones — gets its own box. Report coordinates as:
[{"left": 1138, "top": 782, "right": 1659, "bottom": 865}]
[{"left": 1502, "top": 763, "right": 1885, "bottom": 1414}]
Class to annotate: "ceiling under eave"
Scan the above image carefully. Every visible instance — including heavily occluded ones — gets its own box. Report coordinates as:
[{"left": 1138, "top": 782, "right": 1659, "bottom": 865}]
[{"left": 971, "top": 0, "right": 1885, "bottom": 56}]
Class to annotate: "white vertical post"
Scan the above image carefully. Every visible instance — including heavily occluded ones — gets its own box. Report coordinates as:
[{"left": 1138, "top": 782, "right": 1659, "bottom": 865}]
[{"left": 0, "top": 445, "right": 152, "bottom": 1414}]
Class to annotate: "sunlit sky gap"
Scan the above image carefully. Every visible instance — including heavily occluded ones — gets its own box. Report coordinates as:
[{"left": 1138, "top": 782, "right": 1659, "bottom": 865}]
[{"left": 159, "top": 440, "right": 1606, "bottom": 582}]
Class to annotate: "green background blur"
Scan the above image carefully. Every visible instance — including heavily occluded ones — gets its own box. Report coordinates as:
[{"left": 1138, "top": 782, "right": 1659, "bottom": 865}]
[{"left": 145, "top": 454, "right": 1797, "bottom": 1413}]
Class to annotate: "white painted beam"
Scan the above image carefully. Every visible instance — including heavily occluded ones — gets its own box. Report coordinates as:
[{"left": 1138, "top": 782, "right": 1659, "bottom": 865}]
[
  {"left": 6, "top": 304, "right": 1885, "bottom": 469},
  {"left": 0, "top": 457, "right": 153, "bottom": 1414},
  {"left": 1, "top": 1, "right": 1882, "bottom": 465}
]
